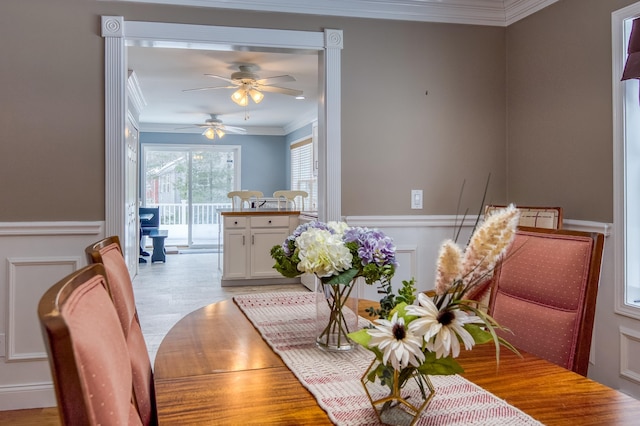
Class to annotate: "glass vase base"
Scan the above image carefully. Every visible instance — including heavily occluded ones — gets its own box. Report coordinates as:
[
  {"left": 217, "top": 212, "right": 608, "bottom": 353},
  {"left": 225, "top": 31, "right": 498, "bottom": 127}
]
[
  {"left": 377, "top": 404, "right": 418, "bottom": 426},
  {"left": 316, "top": 335, "right": 355, "bottom": 352},
  {"left": 362, "top": 359, "right": 435, "bottom": 426}
]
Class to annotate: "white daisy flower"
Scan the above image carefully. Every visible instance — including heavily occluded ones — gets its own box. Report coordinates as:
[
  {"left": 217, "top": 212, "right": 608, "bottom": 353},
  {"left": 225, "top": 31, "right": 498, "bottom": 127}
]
[
  {"left": 406, "top": 292, "right": 484, "bottom": 359},
  {"left": 367, "top": 312, "right": 425, "bottom": 370}
]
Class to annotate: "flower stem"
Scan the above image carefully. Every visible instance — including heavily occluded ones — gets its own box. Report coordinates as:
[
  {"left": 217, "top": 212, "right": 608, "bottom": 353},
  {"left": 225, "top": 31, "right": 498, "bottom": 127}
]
[{"left": 318, "top": 281, "right": 357, "bottom": 349}]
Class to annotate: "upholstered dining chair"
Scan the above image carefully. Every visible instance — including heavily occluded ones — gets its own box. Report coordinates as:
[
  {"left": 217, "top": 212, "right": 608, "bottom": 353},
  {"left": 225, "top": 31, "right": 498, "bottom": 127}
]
[
  {"left": 85, "top": 236, "right": 157, "bottom": 425},
  {"left": 485, "top": 205, "right": 564, "bottom": 230},
  {"left": 487, "top": 227, "right": 605, "bottom": 376},
  {"left": 450, "top": 205, "right": 565, "bottom": 306},
  {"left": 38, "top": 263, "right": 143, "bottom": 425}
]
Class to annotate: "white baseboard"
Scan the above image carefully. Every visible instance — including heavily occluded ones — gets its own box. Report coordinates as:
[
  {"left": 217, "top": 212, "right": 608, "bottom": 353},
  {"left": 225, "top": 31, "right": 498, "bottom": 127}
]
[{"left": 0, "top": 383, "right": 56, "bottom": 411}]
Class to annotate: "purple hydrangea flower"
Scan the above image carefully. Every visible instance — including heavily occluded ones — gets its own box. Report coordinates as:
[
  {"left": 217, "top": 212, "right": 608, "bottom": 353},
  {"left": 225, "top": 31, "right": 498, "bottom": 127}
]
[{"left": 344, "top": 227, "right": 397, "bottom": 267}]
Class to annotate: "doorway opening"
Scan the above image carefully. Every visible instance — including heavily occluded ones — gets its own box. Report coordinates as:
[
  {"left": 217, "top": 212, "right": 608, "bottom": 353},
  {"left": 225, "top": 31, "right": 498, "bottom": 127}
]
[{"left": 103, "top": 18, "right": 343, "bottom": 269}]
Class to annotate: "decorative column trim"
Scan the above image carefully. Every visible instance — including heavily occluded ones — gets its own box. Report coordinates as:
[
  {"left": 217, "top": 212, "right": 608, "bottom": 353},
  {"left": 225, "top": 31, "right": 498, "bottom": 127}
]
[
  {"left": 102, "top": 16, "right": 126, "bottom": 241},
  {"left": 321, "top": 29, "right": 343, "bottom": 222}
]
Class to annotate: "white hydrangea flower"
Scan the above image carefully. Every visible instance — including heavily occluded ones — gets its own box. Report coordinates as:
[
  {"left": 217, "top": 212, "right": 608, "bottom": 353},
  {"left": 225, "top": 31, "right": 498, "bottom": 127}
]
[
  {"left": 296, "top": 228, "right": 352, "bottom": 277},
  {"left": 327, "top": 221, "right": 350, "bottom": 237}
]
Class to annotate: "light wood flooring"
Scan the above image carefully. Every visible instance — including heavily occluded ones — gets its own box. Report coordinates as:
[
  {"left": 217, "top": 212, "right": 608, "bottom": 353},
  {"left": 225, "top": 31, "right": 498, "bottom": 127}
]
[{"left": 0, "top": 251, "right": 306, "bottom": 424}]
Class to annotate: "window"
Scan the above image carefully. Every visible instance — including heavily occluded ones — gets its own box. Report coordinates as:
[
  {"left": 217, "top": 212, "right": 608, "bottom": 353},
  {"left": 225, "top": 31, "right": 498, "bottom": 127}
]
[
  {"left": 290, "top": 138, "right": 317, "bottom": 211},
  {"left": 613, "top": 4, "right": 640, "bottom": 319}
]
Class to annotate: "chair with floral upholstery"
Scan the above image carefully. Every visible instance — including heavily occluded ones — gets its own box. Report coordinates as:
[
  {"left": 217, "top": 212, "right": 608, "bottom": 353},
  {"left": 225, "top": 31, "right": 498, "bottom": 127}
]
[
  {"left": 487, "top": 227, "right": 604, "bottom": 376},
  {"left": 85, "top": 236, "right": 157, "bottom": 425},
  {"left": 37, "top": 263, "right": 143, "bottom": 425}
]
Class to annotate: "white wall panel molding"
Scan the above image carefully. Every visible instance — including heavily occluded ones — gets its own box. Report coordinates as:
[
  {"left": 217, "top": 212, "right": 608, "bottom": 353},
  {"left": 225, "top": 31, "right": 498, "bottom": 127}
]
[
  {"left": 0, "top": 221, "right": 103, "bottom": 236},
  {"left": 0, "top": 221, "right": 105, "bottom": 410},
  {"left": 620, "top": 326, "right": 640, "bottom": 385},
  {"left": 346, "top": 215, "right": 613, "bottom": 300},
  {"left": 0, "top": 383, "right": 55, "bottom": 411},
  {"left": 345, "top": 215, "right": 480, "bottom": 228},
  {"left": 7, "top": 257, "right": 81, "bottom": 361},
  {"left": 563, "top": 219, "right": 612, "bottom": 237},
  {"left": 344, "top": 215, "right": 478, "bottom": 298},
  {"left": 107, "top": 0, "right": 557, "bottom": 26}
]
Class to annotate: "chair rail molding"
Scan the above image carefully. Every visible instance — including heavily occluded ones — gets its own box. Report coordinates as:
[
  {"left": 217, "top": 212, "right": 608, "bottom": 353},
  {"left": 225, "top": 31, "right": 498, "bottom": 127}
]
[{"left": 0, "top": 221, "right": 103, "bottom": 236}]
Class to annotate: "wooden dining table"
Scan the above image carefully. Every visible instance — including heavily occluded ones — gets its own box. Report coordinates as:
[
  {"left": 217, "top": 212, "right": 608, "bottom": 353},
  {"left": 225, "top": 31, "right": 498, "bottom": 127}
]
[{"left": 153, "top": 298, "right": 640, "bottom": 425}]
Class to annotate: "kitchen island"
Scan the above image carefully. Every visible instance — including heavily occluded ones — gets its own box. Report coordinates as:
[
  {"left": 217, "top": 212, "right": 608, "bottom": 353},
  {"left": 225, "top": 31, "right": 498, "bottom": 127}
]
[{"left": 220, "top": 209, "right": 301, "bottom": 286}]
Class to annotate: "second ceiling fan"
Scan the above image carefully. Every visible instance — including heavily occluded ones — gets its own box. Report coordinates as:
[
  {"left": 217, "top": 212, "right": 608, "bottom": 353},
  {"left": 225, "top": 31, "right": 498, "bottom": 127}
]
[
  {"left": 184, "top": 64, "right": 303, "bottom": 106},
  {"left": 176, "top": 114, "right": 246, "bottom": 140}
]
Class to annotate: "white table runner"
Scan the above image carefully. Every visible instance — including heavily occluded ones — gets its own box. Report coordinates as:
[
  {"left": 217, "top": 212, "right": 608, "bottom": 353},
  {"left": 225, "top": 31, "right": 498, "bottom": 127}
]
[{"left": 234, "top": 292, "right": 543, "bottom": 426}]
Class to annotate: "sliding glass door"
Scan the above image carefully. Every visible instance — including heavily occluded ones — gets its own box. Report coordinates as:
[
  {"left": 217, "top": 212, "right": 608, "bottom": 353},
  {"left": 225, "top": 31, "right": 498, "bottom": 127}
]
[{"left": 142, "top": 144, "right": 239, "bottom": 248}]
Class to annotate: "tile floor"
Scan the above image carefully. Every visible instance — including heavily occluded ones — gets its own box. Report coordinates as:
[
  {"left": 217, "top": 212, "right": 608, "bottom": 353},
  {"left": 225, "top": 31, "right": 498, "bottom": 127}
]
[{"left": 133, "top": 251, "right": 307, "bottom": 364}]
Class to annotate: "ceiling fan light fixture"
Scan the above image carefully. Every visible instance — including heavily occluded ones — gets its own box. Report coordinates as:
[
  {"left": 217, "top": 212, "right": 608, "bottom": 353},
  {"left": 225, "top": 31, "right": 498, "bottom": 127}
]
[
  {"left": 203, "top": 127, "right": 216, "bottom": 139},
  {"left": 215, "top": 128, "right": 225, "bottom": 138},
  {"left": 249, "top": 89, "right": 264, "bottom": 104},
  {"left": 231, "top": 88, "right": 249, "bottom": 106}
]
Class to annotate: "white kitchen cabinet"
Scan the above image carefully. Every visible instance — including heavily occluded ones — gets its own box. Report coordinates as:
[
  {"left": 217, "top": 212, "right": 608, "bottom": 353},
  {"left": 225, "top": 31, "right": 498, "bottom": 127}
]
[
  {"left": 221, "top": 212, "right": 299, "bottom": 286},
  {"left": 222, "top": 216, "right": 248, "bottom": 279}
]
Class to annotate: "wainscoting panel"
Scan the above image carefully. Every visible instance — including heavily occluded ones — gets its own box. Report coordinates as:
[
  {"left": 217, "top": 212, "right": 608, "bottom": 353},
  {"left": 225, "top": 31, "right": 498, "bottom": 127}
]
[
  {"left": 345, "top": 215, "right": 477, "bottom": 295},
  {"left": 0, "top": 221, "right": 104, "bottom": 410},
  {"left": 7, "top": 257, "right": 81, "bottom": 361},
  {"left": 620, "top": 326, "right": 640, "bottom": 385},
  {"left": 360, "top": 244, "right": 417, "bottom": 302}
]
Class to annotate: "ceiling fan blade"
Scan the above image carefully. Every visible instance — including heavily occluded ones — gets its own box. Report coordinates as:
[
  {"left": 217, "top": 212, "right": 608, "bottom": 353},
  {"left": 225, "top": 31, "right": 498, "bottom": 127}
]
[
  {"left": 205, "top": 74, "right": 237, "bottom": 84},
  {"left": 258, "top": 85, "right": 303, "bottom": 96},
  {"left": 224, "top": 125, "right": 247, "bottom": 134},
  {"left": 256, "top": 75, "right": 296, "bottom": 85},
  {"left": 182, "top": 85, "right": 236, "bottom": 92}
]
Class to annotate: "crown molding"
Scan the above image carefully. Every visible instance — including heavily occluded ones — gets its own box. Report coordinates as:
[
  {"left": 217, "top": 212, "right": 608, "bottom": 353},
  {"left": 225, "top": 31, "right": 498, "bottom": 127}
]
[{"left": 103, "top": 0, "right": 558, "bottom": 26}]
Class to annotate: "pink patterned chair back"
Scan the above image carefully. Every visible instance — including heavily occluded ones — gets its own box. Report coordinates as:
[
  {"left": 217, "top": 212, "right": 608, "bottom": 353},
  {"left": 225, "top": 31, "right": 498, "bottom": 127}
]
[
  {"left": 86, "top": 236, "right": 157, "bottom": 425},
  {"left": 488, "top": 227, "right": 604, "bottom": 376},
  {"left": 38, "top": 264, "right": 143, "bottom": 425}
]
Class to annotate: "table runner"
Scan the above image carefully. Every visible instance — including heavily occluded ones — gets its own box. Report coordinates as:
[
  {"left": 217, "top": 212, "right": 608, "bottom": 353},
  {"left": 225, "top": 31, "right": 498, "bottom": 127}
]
[{"left": 234, "top": 292, "right": 543, "bottom": 426}]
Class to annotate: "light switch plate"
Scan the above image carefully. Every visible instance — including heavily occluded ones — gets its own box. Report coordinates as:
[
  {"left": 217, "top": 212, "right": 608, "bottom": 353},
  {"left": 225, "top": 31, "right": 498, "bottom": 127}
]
[{"left": 411, "top": 189, "right": 423, "bottom": 209}]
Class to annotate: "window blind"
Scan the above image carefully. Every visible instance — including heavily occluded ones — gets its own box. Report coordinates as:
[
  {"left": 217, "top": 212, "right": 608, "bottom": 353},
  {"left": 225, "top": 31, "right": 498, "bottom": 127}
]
[{"left": 290, "top": 138, "right": 317, "bottom": 211}]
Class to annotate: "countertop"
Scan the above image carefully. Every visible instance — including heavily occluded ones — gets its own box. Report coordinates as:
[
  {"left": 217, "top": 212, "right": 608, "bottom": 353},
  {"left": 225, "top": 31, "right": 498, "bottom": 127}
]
[{"left": 220, "top": 209, "right": 301, "bottom": 216}]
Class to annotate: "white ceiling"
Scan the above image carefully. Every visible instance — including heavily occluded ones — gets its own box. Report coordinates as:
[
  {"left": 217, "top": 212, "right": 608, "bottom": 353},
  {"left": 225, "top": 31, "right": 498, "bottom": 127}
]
[
  {"left": 123, "top": 0, "right": 556, "bottom": 136},
  {"left": 128, "top": 47, "right": 319, "bottom": 135}
]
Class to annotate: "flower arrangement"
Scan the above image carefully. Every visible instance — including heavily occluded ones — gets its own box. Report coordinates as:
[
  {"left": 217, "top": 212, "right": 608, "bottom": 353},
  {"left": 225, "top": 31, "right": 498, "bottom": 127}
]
[
  {"left": 347, "top": 204, "right": 521, "bottom": 423},
  {"left": 271, "top": 221, "right": 397, "bottom": 350}
]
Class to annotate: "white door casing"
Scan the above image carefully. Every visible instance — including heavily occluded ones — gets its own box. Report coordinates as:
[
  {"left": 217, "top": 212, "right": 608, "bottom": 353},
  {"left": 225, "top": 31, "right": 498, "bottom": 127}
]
[{"left": 102, "top": 17, "right": 343, "bottom": 252}]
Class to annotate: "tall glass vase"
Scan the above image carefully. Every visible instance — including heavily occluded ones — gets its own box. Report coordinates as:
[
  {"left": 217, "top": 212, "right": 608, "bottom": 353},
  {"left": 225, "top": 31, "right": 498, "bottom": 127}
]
[{"left": 315, "top": 279, "right": 359, "bottom": 351}]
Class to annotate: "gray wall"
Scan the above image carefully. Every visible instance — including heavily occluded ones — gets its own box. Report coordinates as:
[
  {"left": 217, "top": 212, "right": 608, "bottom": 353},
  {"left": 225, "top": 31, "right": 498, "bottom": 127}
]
[
  {"left": 505, "top": 0, "right": 637, "bottom": 222},
  {"left": 140, "top": 132, "right": 288, "bottom": 196},
  {"left": 0, "top": 0, "right": 506, "bottom": 221},
  {"left": 1, "top": 0, "right": 631, "bottom": 222}
]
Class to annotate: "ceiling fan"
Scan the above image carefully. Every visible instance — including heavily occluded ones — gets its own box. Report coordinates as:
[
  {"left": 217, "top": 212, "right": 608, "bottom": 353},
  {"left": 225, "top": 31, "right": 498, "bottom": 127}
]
[
  {"left": 183, "top": 65, "right": 303, "bottom": 106},
  {"left": 176, "top": 114, "right": 246, "bottom": 140}
]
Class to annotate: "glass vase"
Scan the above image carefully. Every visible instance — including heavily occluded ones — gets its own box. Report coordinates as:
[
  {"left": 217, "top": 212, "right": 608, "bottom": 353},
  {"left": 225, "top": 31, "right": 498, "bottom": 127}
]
[
  {"left": 361, "top": 359, "right": 435, "bottom": 426},
  {"left": 315, "top": 279, "right": 359, "bottom": 351}
]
